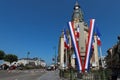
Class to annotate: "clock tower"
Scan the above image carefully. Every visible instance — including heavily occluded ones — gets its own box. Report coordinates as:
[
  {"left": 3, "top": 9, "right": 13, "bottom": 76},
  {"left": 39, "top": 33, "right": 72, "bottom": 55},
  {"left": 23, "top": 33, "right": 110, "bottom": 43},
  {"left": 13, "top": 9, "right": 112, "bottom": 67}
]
[{"left": 71, "top": 1, "right": 88, "bottom": 65}]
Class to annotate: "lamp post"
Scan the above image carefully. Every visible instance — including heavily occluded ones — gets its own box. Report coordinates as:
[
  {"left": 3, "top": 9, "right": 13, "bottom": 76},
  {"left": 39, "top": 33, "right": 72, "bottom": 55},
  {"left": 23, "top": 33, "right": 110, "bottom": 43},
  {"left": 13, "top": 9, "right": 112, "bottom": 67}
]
[
  {"left": 27, "top": 52, "right": 30, "bottom": 64},
  {"left": 53, "top": 47, "right": 57, "bottom": 67}
]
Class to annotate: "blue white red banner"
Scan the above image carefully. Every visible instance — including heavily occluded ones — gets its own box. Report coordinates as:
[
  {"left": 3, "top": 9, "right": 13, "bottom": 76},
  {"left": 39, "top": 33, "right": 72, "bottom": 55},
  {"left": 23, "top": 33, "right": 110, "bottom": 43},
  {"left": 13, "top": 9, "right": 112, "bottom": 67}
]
[
  {"left": 96, "top": 27, "right": 101, "bottom": 46},
  {"left": 68, "top": 21, "right": 82, "bottom": 71},
  {"left": 68, "top": 19, "right": 95, "bottom": 72},
  {"left": 84, "top": 19, "right": 95, "bottom": 71},
  {"left": 64, "top": 29, "right": 69, "bottom": 49}
]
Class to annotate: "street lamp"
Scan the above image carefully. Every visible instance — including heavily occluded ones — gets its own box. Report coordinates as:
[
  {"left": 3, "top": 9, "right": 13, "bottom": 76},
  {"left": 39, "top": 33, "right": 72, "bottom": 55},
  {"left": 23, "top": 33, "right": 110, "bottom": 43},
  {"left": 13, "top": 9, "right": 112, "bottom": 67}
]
[
  {"left": 27, "top": 52, "right": 30, "bottom": 64},
  {"left": 53, "top": 47, "right": 57, "bottom": 66}
]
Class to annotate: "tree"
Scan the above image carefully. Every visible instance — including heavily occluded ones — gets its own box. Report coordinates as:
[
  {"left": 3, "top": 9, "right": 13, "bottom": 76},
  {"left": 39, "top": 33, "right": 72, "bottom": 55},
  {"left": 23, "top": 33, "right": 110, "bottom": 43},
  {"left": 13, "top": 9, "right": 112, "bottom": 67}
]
[
  {"left": 0, "top": 50, "right": 5, "bottom": 60},
  {"left": 4, "top": 54, "right": 18, "bottom": 64}
]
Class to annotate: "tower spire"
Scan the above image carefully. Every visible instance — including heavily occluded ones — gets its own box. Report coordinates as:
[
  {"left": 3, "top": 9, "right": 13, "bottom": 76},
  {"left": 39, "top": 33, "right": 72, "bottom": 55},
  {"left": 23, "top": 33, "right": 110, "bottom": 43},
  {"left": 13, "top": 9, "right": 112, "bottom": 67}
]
[{"left": 72, "top": 1, "right": 84, "bottom": 22}]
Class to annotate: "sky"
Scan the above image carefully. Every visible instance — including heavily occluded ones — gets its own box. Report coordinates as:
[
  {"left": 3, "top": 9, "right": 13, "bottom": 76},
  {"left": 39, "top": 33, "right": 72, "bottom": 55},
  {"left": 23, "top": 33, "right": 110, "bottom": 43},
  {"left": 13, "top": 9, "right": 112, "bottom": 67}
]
[{"left": 0, "top": 0, "right": 120, "bottom": 65}]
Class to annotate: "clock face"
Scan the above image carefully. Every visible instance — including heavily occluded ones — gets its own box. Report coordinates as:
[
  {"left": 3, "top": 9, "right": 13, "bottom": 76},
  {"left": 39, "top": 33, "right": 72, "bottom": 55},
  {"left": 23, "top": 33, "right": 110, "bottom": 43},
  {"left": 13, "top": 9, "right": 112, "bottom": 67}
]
[{"left": 75, "top": 6, "right": 79, "bottom": 9}]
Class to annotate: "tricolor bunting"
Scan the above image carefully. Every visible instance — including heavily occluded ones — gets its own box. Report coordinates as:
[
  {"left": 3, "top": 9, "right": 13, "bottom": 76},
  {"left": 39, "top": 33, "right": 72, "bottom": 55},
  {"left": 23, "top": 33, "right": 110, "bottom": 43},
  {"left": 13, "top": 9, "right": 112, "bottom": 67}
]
[
  {"left": 68, "top": 21, "right": 82, "bottom": 71},
  {"left": 87, "top": 39, "right": 95, "bottom": 72},
  {"left": 96, "top": 27, "right": 101, "bottom": 46},
  {"left": 84, "top": 19, "right": 95, "bottom": 71}
]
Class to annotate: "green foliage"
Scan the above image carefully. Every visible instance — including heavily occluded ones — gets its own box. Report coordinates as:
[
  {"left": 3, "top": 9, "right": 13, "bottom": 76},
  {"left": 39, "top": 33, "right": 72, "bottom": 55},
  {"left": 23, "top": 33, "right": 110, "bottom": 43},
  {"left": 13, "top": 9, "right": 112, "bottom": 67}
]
[
  {"left": 4, "top": 54, "right": 18, "bottom": 64},
  {"left": 0, "top": 50, "right": 5, "bottom": 60}
]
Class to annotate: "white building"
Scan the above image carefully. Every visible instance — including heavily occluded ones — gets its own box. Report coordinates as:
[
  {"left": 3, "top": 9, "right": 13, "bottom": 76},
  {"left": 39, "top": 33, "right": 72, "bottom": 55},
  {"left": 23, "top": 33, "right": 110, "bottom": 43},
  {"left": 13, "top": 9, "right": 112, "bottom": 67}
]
[
  {"left": 2, "top": 58, "right": 46, "bottom": 67},
  {"left": 17, "top": 58, "right": 46, "bottom": 67}
]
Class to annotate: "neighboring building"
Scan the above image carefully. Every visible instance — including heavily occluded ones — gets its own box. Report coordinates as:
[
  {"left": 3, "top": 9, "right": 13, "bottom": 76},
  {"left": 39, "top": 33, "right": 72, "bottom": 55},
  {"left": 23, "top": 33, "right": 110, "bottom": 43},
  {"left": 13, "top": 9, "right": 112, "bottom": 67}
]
[
  {"left": 2, "top": 61, "right": 11, "bottom": 66},
  {"left": 98, "top": 56, "right": 106, "bottom": 68},
  {"left": 2, "top": 58, "right": 46, "bottom": 67},
  {"left": 40, "top": 60, "right": 46, "bottom": 67},
  {"left": 106, "top": 43, "right": 120, "bottom": 68},
  {"left": 58, "top": 1, "right": 100, "bottom": 70},
  {"left": 18, "top": 58, "right": 46, "bottom": 67},
  {"left": 105, "top": 37, "right": 120, "bottom": 79}
]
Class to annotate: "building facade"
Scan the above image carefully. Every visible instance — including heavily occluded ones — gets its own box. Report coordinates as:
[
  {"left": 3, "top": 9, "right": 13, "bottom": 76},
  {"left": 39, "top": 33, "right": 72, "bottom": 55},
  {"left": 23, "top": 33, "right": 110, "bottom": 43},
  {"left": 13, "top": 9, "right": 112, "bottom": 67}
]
[
  {"left": 58, "top": 1, "right": 100, "bottom": 70},
  {"left": 2, "top": 58, "right": 46, "bottom": 68}
]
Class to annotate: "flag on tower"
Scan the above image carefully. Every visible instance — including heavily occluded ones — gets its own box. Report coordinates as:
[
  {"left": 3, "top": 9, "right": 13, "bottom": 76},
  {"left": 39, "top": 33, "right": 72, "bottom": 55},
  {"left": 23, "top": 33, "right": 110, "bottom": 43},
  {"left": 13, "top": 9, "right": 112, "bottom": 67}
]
[
  {"left": 75, "top": 26, "right": 80, "bottom": 41},
  {"left": 96, "top": 27, "right": 101, "bottom": 46},
  {"left": 64, "top": 29, "right": 69, "bottom": 49}
]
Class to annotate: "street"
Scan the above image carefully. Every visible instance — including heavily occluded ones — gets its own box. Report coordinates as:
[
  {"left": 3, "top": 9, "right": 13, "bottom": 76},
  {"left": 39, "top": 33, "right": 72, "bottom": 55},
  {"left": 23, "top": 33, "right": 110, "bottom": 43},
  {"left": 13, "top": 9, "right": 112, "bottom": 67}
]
[
  {"left": 0, "top": 69, "right": 66, "bottom": 80},
  {"left": 39, "top": 70, "right": 60, "bottom": 80},
  {"left": 0, "top": 69, "right": 46, "bottom": 80}
]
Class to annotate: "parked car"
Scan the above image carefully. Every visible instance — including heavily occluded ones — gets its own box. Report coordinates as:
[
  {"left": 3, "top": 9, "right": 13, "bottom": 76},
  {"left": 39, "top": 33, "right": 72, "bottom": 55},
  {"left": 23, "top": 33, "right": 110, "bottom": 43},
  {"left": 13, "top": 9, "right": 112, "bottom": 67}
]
[
  {"left": 46, "top": 66, "right": 52, "bottom": 71},
  {"left": 9, "top": 65, "right": 16, "bottom": 70},
  {"left": 17, "top": 66, "right": 23, "bottom": 70},
  {"left": 0, "top": 65, "right": 2, "bottom": 70},
  {"left": 1, "top": 64, "right": 9, "bottom": 70}
]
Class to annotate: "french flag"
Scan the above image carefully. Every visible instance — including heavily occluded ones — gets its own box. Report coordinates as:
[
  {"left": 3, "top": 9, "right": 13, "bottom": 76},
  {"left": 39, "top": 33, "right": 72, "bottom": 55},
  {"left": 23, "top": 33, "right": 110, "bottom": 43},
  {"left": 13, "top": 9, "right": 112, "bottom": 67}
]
[
  {"left": 75, "top": 26, "right": 80, "bottom": 41},
  {"left": 64, "top": 29, "right": 69, "bottom": 49},
  {"left": 96, "top": 27, "right": 101, "bottom": 46}
]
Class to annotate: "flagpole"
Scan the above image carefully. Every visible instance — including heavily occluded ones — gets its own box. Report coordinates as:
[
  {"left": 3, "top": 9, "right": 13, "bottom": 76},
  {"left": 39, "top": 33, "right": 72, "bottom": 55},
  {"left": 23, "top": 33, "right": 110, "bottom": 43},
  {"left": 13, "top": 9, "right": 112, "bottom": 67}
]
[
  {"left": 65, "top": 48, "right": 68, "bottom": 69},
  {"left": 99, "top": 46, "right": 104, "bottom": 68},
  {"left": 100, "top": 45, "right": 106, "bottom": 80}
]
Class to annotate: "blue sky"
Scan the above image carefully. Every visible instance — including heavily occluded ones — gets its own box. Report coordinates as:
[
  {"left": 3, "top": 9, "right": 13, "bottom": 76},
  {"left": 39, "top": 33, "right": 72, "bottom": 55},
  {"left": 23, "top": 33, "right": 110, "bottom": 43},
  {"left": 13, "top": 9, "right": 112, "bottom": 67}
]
[{"left": 0, "top": 0, "right": 120, "bottom": 65}]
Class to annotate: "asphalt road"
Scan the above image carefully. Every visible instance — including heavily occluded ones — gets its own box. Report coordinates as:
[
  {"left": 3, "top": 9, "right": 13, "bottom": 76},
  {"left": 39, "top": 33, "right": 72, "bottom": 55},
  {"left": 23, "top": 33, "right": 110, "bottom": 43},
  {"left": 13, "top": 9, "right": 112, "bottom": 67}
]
[
  {"left": 0, "top": 69, "right": 46, "bottom": 80},
  {"left": 0, "top": 69, "right": 68, "bottom": 80},
  {"left": 39, "top": 70, "right": 60, "bottom": 80}
]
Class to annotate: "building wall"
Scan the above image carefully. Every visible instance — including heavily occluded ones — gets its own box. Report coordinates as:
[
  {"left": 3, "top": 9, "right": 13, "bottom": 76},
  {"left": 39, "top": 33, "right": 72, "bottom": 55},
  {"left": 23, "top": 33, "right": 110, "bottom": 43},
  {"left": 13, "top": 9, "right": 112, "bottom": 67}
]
[
  {"left": 59, "top": 35, "right": 65, "bottom": 69},
  {"left": 58, "top": 2, "right": 100, "bottom": 70},
  {"left": 91, "top": 35, "right": 99, "bottom": 69}
]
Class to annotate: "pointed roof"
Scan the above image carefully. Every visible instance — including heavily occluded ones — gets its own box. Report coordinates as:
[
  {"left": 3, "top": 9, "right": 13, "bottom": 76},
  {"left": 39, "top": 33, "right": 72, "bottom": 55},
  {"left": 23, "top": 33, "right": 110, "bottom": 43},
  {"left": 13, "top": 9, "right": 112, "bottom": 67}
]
[
  {"left": 75, "top": 1, "right": 79, "bottom": 8},
  {"left": 72, "top": 1, "right": 84, "bottom": 22}
]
